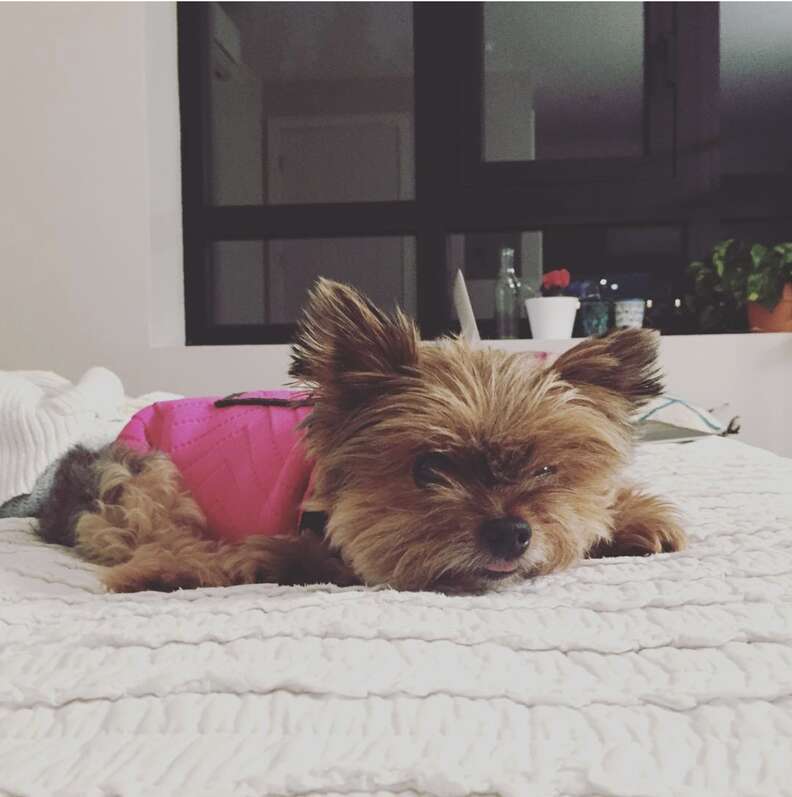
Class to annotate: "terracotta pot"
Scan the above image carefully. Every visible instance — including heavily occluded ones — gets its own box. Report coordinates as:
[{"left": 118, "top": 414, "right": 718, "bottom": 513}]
[{"left": 747, "top": 282, "right": 792, "bottom": 332}]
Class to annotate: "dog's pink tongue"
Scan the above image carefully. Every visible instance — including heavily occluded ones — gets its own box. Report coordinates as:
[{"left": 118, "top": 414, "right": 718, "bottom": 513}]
[{"left": 485, "top": 560, "right": 519, "bottom": 573}]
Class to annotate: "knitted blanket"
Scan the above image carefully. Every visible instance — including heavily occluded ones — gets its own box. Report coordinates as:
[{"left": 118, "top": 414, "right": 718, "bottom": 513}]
[
  {"left": 1, "top": 437, "right": 791, "bottom": 795},
  {"left": 0, "top": 368, "right": 179, "bottom": 506}
]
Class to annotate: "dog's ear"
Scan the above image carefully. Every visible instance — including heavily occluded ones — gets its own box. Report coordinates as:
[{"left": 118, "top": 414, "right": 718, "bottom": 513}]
[
  {"left": 290, "top": 278, "right": 420, "bottom": 407},
  {"left": 550, "top": 328, "right": 663, "bottom": 409}
]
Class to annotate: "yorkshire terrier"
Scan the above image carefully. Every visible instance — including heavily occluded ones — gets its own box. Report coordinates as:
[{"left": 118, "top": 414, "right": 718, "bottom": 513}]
[{"left": 3, "top": 279, "right": 685, "bottom": 593}]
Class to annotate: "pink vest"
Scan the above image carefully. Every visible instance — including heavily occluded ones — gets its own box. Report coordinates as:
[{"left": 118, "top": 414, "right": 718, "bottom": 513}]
[{"left": 117, "top": 391, "right": 314, "bottom": 542}]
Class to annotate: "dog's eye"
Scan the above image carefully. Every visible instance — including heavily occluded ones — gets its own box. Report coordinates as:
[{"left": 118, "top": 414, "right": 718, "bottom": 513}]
[
  {"left": 533, "top": 464, "right": 556, "bottom": 478},
  {"left": 413, "top": 452, "right": 453, "bottom": 488}
]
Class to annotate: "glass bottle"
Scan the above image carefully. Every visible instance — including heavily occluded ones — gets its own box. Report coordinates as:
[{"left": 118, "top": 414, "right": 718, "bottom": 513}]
[
  {"left": 494, "top": 247, "right": 522, "bottom": 339},
  {"left": 579, "top": 280, "right": 610, "bottom": 336}
]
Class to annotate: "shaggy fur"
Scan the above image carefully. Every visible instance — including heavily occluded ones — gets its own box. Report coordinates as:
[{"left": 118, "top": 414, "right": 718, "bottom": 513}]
[{"left": 22, "top": 279, "right": 686, "bottom": 593}]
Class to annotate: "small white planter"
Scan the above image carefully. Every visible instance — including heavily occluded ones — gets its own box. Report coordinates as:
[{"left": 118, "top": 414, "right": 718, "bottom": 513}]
[{"left": 525, "top": 296, "right": 580, "bottom": 340}]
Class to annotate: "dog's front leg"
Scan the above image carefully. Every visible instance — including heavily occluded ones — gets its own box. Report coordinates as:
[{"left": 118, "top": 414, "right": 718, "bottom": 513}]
[
  {"left": 587, "top": 486, "right": 687, "bottom": 559},
  {"left": 233, "top": 532, "right": 360, "bottom": 588}
]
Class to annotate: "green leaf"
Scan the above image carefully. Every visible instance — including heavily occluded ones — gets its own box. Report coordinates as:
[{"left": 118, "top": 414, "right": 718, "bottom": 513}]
[
  {"left": 773, "top": 242, "right": 792, "bottom": 262},
  {"left": 712, "top": 239, "right": 734, "bottom": 278},
  {"left": 750, "top": 243, "right": 769, "bottom": 271},
  {"left": 722, "top": 263, "right": 745, "bottom": 298},
  {"left": 694, "top": 268, "right": 719, "bottom": 299},
  {"left": 748, "top": 259, "right": 784, "bottom": 309},
  {"left": 746, "top": 272, "right": 764, "bottom": 304},
  {"left": 721, "top": 248, "right": 748, "bottom": 287}
]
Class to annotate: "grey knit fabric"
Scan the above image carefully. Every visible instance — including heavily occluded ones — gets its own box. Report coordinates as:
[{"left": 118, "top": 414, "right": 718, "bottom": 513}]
[{"left": 0, "top": 459, "right": 60, "bottom": 518}]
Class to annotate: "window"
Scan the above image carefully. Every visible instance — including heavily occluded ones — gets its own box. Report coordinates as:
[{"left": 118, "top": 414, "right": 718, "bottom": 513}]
[
  {"left": 178, "top": 3, "right": 792, "bottom": 344},
  {"left": 483, "top": 2, "right": 645, "bottom": 162},
  {"left": 205, "top": 3, "right": 415, "bottom": 207},
  {"left": 212, "top": 236, "right": 416, "bottom": 326},
  {"left": 720, "top": 2, "right": 792, "bottom": 176},
  {"left": 719, "top": 2, "right": 792, "bottom": 240}
]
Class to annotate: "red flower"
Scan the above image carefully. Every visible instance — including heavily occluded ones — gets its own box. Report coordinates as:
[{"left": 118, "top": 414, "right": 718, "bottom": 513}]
[{"left": 542, "top": 269, "right": 571, "bottom": 290}]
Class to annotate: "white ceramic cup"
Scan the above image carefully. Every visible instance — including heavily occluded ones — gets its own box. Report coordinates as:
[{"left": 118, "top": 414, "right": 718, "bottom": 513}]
[
  {"left": 614, "top": 299, "right": 645, "bottom": 328},
  {"left": 525, "top": 296, "right": 580, "bottom": 340}
]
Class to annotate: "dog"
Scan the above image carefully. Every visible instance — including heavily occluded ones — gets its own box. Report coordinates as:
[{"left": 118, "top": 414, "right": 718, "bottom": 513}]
[{"left": 3, "top": 278, "right": 685, "bottom": 593}]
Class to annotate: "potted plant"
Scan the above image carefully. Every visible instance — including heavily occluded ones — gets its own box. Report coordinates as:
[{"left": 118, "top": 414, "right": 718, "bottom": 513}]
[
  {"left": 688, "top": 240, "right": 792, "bottom": 333},
  {"left": 524, "top": 268, "right": 580, "bottom": 340}
]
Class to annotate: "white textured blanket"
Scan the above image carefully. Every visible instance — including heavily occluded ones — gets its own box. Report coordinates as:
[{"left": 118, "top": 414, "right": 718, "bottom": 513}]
[
  {"left": 1, "top": 438, "right": 792, "bottom": 796},
  {"left": 0, "top": 368, "right": 179, "bottom": 506}
]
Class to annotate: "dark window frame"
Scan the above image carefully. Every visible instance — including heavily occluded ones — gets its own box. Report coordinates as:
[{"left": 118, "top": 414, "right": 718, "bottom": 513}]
[{"left": 178, "top": 1, "right": 790, "bottom": 346}]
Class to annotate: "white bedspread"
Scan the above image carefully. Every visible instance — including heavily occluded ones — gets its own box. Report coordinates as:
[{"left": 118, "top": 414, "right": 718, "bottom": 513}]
[
  {"left": 0, "top": 368, "right": 180, "bottom": 505},
  {"left": 1, "top": 438, "right": 792, "bottom": 796}
]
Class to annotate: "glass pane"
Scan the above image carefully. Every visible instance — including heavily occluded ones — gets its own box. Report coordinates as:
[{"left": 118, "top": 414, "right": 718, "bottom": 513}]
[
  {"left": 721, "top": 2, "right": 792, "bottom": 174},
  {"left": 206, "top": 3, "right": 414, "bottom": 205},
  {"left": 721, "top": 220, "right": 792, "bottom": 247},
  {"left": 483, "top": 2, "right": 644, "bottom": 162},
  {"left": 211, "top": 237, "right": 416, "bottom": 325},
  {"left": 449, "top": 226, "right": 684, "bottom": 336}
]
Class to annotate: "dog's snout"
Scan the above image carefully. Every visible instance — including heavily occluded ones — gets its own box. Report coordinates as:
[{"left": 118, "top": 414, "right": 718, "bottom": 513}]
[{"left": 479, "top": 517, "right": 532, "bottom": 560}]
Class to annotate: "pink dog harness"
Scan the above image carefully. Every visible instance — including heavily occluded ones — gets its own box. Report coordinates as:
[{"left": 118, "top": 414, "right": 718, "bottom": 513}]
[{"left": 117, "top": 391, "right": 315, "bottom": 542}]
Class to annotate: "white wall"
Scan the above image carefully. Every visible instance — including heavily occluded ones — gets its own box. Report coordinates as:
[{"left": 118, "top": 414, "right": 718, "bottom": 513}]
[
  {"left": 496, "top": 335, "right": 792, "bottom": 459},
  {"left": 0, "top": 2, "right": 291, "bottom": 395},
  {"left": 0, "top": 3, "right": 790, "bottom": 457}
]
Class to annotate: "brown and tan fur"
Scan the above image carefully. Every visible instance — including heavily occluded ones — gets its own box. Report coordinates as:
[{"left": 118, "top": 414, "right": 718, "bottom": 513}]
[{"left": 45, "top": 279, "right": 686, "bottom": 593}]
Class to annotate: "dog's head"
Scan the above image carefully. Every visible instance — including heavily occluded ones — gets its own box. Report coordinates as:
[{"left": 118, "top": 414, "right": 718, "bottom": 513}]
[{"left": 290, "top": 279, "right": 662, "bottom": 592}]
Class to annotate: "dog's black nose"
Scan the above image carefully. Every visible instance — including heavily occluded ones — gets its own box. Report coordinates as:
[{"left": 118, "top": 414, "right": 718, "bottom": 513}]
[{"left": 479, "top": 517, "right": 532, "bottom": 560}]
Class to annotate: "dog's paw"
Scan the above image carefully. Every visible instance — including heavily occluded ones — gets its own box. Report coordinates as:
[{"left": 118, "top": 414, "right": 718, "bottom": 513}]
[
  {"left": 591, "top": 521, "right": 686, "bottom": 558},
  {"left": 249, "top": 533, "right": 359, "bottom": 587},
  {"left": 589, "top": 487, "right": 687, "bottom": 559}
]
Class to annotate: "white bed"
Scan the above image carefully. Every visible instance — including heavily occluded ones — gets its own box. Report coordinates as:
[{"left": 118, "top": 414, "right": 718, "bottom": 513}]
[{"left": 2, "top": 436, "right": 792, "bottom": 796}]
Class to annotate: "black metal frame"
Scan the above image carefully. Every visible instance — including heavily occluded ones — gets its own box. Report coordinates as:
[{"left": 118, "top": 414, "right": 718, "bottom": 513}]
[
  {"left": 178, "top": 3, "right": 211, "bottom": 343},
  {"left": 178, "top": 1, "right": 790, "bottom": 345}
]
